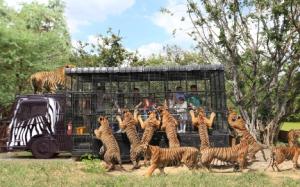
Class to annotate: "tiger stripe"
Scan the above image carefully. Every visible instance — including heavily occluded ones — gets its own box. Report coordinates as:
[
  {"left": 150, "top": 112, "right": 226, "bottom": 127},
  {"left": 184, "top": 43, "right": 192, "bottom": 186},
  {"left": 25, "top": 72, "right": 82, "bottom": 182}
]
[
  {"left": 157, "top": 105, "right": 180, "bottom": 148},
  {"left": 228, "top": 110, "right": 267, "bottom": 161},
  {"left": 265, "top": 146, "right": 300, "bottom": 172},
  {"left": 200, "top": 140, "right": 249, "bottom": 171},
  {"left": 143, "top": 145, "right": 200, "bottom": 176},
  {"left": 94, "top": 116, "right": 123, "bottom": 171},
  {"left": 29, "top": 64, "right": 74, "bottom": 94},
  {"left": 116, "top": 110, "right": 142, "bottom": 169},
  {"left": 136, "top": 111, "right": 161, "bottom": 165},
  {"left": 288, "top": 129, "right": 300, "bottom": 147}
]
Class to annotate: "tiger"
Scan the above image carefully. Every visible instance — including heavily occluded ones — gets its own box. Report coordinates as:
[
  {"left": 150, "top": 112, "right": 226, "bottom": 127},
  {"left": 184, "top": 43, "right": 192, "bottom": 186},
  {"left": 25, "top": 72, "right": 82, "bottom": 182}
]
[
  {"left": 189, "top": 108, "right": 216, "bottom": 150},
  {"left": 29, "top": 64, "right": 75, "bottom": 94},
  {"left": 265, "top": 146, "right": 300, "bottom": 172},
  {"left": 227, "top": 110, "right": 267, "bottom": 161},
  {"left": 135, "top": 110, "right": 161, "bottom": 165},
  {"left": 190, "top": 108, "right": 248, "bottom": 171},
  {"left": 116, "top": 108, "right": 142, "bottom": 169},
  {"left": 140, "top": 144, "right": 201, "bottom": 177},
  {"left": 157, "top": 101, "right": 180, "bottom": 148},
  {"left": 288, "top": 129, "right": 300, "bottom": 147},
  {"left": 94, "top": 116, "right": 123, "bottom": 171},
  {"left": 199, "top": 139, "right": 249, "bottom": 171}
]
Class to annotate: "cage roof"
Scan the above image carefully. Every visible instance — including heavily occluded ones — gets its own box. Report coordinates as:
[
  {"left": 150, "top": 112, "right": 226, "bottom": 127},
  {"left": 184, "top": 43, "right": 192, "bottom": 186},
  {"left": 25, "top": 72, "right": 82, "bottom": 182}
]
[{"left": 65, "top": 64, "right": 224, "bottom": 75}]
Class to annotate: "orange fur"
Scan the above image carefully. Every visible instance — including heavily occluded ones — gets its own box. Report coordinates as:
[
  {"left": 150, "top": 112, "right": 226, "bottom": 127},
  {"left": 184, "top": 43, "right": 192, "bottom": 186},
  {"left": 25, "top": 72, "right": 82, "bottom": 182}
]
[
  {"left": 227, "top": 110, "right": 267, "bottom": 161},
  {"left": 288, "top": 129, "right": 300, "bottom": 147},
  {"left": 265, "top": 146, "right": 300, "bottom": 172},
  {"left": 30, "top": 64, "right": 75, "bottom": 94},
  {"left": 142, "top": 144, "right": 200, "bottom": 176},
  {"left": 157, "top": 105, "right": 180, "bottom": 148},
  {"left": 94, "top": 116, "right": 123, "bottom": 171}
]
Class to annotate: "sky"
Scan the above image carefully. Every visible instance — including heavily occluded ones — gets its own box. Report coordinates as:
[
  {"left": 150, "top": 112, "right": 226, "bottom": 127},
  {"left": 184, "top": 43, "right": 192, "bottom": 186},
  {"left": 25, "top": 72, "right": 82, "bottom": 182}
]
[{"left": 5, "top": 0, "right": 196, "bottom": 58}]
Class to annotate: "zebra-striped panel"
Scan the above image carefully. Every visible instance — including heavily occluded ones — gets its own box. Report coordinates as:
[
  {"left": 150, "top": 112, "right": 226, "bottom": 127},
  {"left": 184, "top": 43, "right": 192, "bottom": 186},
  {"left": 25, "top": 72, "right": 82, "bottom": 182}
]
[{"left": 7, "top": 97, "right": 60, "bottom": 147}]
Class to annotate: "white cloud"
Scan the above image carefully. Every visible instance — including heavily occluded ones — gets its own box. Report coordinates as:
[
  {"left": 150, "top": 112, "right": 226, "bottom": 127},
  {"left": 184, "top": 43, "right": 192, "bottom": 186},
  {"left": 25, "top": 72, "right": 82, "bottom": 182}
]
[
  {"left": 5, "top": 0, "right": 135, "bottom": 34},
  {"left": 137, "top": 42, "right": 164, "bottom": 58},
  {"left": 151, "top": 0, "right": 195, "bottom": 46},
  {"left": 64, "top": 0, "right": 135, "bottom": 33},
  {"left": 134, "top": 0, "right": 195, "bottom": 59}
]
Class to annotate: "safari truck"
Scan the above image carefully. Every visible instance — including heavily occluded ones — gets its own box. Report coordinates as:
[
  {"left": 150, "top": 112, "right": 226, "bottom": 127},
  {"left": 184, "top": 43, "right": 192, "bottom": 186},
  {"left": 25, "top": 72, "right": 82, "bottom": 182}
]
[{"left": 3, "top": 65, "right": 230, "bottom": 160}]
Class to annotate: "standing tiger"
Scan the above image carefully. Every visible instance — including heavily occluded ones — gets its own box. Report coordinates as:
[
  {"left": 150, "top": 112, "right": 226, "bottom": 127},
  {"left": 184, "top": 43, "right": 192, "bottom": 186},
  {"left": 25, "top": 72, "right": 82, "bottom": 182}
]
[
  {"left": 29, "top": 64, "right": 75, "bottom": 94},
  {"left": 265, "top": 146, "right": 300, "bottom": 172},
  {"left": 227, "top": 110, "right": 267, "bottom": 161},
  {"left": 190, "top": 108, "right": 248, "bottom": 171},
  {"left": 135, "top": 110, "right": 161, "bottom": 165},
  {"left": 288, "top": 129, "right": 300, "bottom": 147},
  {"left": 157, "top": 101, "right": 180, "bottom": 148},
  {"left": 116, "top": 107, "right": 142, "bottom": 169},
  {"left": 189, "top": 108, "right": 215, "bottom": 150},
  {"left": 200, "top": 139, "right": 249, "bottom": 171},
  {"left": 141, "top": 144, "right": 200, "bottom": 177},
  {"left": 94, "top": 116, "right": 123, "bottom": 171}
]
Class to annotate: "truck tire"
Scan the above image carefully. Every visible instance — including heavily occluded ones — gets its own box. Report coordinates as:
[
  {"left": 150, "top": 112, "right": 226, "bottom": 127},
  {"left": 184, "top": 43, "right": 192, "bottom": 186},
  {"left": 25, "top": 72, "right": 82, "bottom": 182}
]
[{"left": 31, "top": 136, "right": 58, "bottom": 159}]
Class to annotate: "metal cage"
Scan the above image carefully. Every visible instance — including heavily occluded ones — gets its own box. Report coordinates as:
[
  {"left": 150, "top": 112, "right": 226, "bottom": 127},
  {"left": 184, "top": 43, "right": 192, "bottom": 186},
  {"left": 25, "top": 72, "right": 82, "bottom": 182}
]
[{"left": 65, "top": 65, "right": 229, "bottom": 158}]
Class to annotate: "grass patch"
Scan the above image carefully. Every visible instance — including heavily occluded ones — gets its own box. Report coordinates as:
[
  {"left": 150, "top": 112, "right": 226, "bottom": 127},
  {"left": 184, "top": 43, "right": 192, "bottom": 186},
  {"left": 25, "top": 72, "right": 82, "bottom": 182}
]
[
  {"left": 81, "top": 159, "right": 106, "bottom": 174},
  {"left": 281, "top": 122, "right": 300, "bottom": 131},
  {"left": 1, "top": 160, "right": 299, "bottom": 187}
]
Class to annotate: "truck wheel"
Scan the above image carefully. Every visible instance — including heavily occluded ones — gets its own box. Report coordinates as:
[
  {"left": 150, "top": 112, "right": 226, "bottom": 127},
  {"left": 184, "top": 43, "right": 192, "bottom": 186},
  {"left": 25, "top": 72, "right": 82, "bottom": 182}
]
[{"left": 31, "top": 136, "right": 58, "bottom": 159}]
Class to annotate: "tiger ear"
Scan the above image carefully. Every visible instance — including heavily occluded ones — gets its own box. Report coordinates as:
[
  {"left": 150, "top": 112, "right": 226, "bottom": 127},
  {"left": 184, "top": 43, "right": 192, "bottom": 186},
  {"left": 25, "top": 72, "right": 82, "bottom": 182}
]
[{"left": 163, "top": 99, "right": 168, "bottom": 109}]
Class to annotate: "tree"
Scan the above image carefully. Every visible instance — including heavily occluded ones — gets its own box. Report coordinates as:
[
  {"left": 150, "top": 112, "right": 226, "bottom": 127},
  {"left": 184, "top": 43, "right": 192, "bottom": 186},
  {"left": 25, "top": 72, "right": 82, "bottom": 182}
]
[
  {"left": 130, "top": 44, "right": 205, "bottom": 67},
  {"left": 0, "top": 0, "right": 71, "bottom": 110},
  {"left": 167, "top": 0, "right": 300, "bottom": 145},
  {"left": 71, "top": 29, "right": 138, "bottom": 67}
]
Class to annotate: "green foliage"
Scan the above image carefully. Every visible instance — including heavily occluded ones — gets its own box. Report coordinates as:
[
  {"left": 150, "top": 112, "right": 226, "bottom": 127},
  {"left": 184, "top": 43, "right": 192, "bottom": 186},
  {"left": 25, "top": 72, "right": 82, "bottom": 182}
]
[
  {"left": 80, "top": 153, "right": 106, "bottom": 174},
  {"left": 71, "top": 29, "right": 139, "bottom": 67},
  {"left": 131, "top": 45, "right": 205, "bottom": 67},
  {"left": 182, "top": 0, "right": 300, "bottom": 144},
  {"left": 0, "top": 0, "right": 71, "bottom": 109}
]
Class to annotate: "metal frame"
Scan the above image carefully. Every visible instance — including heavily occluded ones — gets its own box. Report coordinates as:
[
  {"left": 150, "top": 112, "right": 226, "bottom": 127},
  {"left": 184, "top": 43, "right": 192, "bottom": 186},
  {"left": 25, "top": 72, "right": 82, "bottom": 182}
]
[{"left": 65, "top": 65, "right": 229, "bottom": 157}]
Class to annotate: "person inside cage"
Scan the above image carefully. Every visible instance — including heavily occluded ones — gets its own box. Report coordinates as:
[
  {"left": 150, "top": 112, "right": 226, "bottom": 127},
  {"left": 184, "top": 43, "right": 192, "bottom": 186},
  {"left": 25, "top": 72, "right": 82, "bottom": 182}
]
[
  {"left": 166, "top": 89, "right": 175, "bottom": 109},
  {"left": 116, "top": 89, "right": 125, "bottom": 108},
  {"left": 141, "top": 93, "right": 156, "bottom": 119},
  {"left": 131, "top": 87, "right": 142, "bottom": 107},
  {"left": 173, "top": 86, "right": 185, "bottom": 104},
  {"left": 95, "top": 83, "right": 111, "bottom": 113},
  {"left": 174, "top": 96, "right": 187, "bottom": 133},
  {"left": 187, "top": 84, "right": 202, "bottom": 109}
]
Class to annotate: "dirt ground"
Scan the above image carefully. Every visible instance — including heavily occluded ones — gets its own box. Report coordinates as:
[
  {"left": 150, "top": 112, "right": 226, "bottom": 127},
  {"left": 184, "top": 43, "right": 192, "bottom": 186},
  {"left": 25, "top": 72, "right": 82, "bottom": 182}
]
[
  {"left": 103, "top": 149, "right": 300, "bottom": 180},
  {"left": 1, "top": 149, "right": 300, "bottom": 180}
]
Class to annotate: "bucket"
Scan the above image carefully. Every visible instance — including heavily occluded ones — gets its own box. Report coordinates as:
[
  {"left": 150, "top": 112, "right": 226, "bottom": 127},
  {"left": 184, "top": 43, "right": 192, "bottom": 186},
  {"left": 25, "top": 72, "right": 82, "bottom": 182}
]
[{"left": 76, "top": 126, "right": 86, "bottom": 135}]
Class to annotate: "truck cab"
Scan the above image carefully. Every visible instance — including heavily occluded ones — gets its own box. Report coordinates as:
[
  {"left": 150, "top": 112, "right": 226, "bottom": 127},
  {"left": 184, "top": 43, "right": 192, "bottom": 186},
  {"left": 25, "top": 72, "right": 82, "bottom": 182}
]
[{"left": 7, "top": 94, "right": 72, "bottom": 158}]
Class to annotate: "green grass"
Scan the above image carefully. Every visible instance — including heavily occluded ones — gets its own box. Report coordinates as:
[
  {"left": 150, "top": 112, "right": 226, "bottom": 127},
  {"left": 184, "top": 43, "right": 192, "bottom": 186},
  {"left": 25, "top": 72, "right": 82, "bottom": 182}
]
[
  {"left": 0, "top": 160, "right": 299, "bottom": 187},
  {"left": 281, "top": 122, "right": 300, "bottom": 131}
]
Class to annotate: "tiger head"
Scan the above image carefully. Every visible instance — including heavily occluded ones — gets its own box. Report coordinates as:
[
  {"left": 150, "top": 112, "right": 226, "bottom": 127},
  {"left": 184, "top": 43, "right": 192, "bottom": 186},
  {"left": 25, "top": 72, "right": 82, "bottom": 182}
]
[
  {"left": 97, "top": 116, "right": 109, "bottom": 127},
  {"left": 94, "top": 116, "right": 109, "bottom": 138},
  {"left": 227, "top": 110, "right": 246, "bottom": 130},
  {"left": 156, "top": 105, "right": 168, "bottom": 117},
  {"left": 147, "top": 110, "right": 161, "bottom": 128},
  {"left": 118, "top": 109, "right": 137, "bottom": 130},
  {"left": 140, "top": 144, "right": 156, "bottom": 157},
  {"left": 191, "top": 107, "right": 214, "bottom": 129}
]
